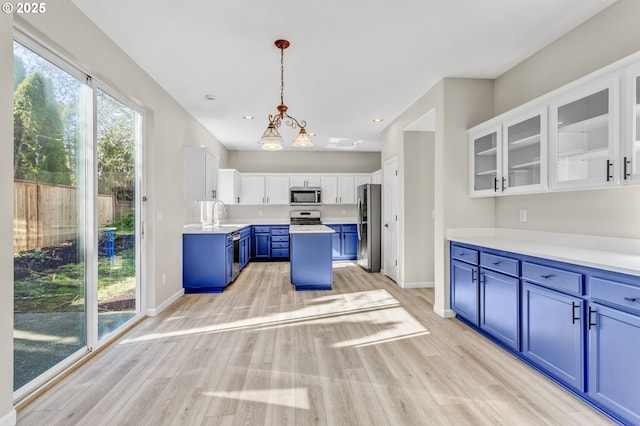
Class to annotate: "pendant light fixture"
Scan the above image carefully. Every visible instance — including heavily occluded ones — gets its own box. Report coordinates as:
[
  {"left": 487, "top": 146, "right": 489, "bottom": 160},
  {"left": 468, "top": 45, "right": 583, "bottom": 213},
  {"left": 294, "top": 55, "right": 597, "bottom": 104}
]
[{"left": 259, "top": 39, "right": 312, "bottom": 150}]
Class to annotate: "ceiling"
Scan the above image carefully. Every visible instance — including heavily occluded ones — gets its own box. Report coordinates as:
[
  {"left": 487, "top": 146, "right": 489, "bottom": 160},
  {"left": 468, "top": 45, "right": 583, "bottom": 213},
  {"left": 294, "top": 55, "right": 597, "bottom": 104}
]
[{"left": 71, "top": 0, "right": 615, "bottom": 152}]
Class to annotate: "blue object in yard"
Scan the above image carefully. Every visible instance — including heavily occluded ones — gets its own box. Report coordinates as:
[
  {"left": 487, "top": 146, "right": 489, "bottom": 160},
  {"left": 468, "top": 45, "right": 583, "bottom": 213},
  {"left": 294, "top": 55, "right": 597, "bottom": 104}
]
[{"left": 98, "top": 227, "right": 116, "bottom": 259}]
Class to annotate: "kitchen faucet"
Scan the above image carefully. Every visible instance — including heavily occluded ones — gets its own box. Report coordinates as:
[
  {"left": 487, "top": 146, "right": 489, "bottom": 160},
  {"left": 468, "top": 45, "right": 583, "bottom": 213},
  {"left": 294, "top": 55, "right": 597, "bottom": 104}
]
[{"left": 211, "top": 199, "right": 228, "bottom": 226}]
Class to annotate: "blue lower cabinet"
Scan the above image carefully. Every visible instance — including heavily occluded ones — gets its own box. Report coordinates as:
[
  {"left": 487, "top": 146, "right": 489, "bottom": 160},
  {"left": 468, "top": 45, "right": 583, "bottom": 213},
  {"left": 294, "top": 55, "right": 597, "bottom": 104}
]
[
  {"left": 253, "top": 232, "right": 270, "bottom": 259},
  {"left": 480, "top": 270, "right": 520, "bottom": 351},
  {"left": 521, "top": 282, "right": 584, "bottom": 391},
  {"left": 342, "top": 230, "right": 358, "bottom": 259},
  {"left": 183, "top": 233, "right": 230, "bottom": 293},
  {"left": 451, "top": 259, "right": 479, "bottom": 326},
  {"left": 290, "top": 232, "right": 332, "bottom": 290},
  {"left": 328, "top": 224, "right": 358, "bottom": 260},
  {"left": 588, "top": 303, "right": 640, "bottom": 425}
]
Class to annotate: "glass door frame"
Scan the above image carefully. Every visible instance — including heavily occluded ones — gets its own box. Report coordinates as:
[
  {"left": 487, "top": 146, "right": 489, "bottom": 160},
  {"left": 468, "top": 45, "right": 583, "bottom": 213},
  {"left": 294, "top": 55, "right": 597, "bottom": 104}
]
[{"left": 13, "top": 29, "right": 146, "bottom": 401}]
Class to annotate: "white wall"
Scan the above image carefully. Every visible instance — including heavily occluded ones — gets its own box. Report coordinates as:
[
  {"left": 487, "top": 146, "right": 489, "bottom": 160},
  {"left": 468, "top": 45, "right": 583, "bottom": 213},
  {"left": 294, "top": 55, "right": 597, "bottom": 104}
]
[
  {"left": 493, "top": 0, "right": 640, "bottom": 238},
  {"left": 2, "top": 1, "right": 228, "bottom": 418},
  {"left": 382, "top": 78, "right": 495, "bottom": 315},
  {"left": 402, "top": 131, "right": 434, "bottom": 287}
]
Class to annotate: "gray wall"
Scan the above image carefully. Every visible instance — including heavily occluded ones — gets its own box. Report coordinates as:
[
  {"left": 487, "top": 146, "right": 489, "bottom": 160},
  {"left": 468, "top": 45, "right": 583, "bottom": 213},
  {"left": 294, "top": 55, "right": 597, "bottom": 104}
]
[
  {"left": 493, "top": 0, "right": 640, "bottom": 238},
  {"left": 228, "top": 151, "right": 381, "bottom": 173}
]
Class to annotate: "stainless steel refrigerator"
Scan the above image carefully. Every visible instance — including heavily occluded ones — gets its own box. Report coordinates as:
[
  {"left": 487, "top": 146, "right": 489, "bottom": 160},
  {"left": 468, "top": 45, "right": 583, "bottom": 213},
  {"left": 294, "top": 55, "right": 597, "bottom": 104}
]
[{"left": 357, "top": 183, "right": 381, "bottom": 272}]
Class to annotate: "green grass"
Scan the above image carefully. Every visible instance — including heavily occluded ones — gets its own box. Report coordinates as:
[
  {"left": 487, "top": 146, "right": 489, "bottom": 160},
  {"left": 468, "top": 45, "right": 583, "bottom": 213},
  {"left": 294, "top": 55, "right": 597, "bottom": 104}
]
[{"left": 14, "top": 249, "right": 136, "bottom": 313}]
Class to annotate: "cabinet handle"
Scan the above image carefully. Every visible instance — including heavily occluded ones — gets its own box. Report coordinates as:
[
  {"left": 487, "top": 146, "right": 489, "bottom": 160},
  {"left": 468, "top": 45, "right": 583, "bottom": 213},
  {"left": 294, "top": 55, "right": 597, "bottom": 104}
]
[
  {"left": 624, "top": 156, "right": 631, "bottom": 180},
  {"left": 624, "top": 296, "right": 638, "bottom": 303},
  {"left": 237, "top": 197, "right": 240, "bottom": 203},
  {"left": 458, "top": 252, "right": 465, "bottom": 256},
  {"left": 501, "top": 177, "right": 506, "bottom": 192},
  {"left": 493, "top": 177, "right": 498, "bottom": 192},
  {"left": 492, "top": 261, "right": 500, "bottom": 265},
  {"left": 471, "top": 269, "right": 476, "bottom": 283},
  {"left": 606, "top": 160, "right": 613, "bottom": 182},
  {"left": 266, "top": 197, "right": 269, "bottom": 204},
  {"left": 588, "top": 307, "right": 596, "bottom": 330},
  {"left": 540, "top": 274, "right": 552, "bottom": 279},
  {"left": 571, "top": 302, "right": 579, "bottom": 324}
]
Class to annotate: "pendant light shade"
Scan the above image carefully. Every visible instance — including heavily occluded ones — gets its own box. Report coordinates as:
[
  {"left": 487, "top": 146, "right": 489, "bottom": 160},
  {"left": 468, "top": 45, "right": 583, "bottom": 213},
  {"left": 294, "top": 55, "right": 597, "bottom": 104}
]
[{"left": 258, "top": 39, "right": 312, "bottom": 150}]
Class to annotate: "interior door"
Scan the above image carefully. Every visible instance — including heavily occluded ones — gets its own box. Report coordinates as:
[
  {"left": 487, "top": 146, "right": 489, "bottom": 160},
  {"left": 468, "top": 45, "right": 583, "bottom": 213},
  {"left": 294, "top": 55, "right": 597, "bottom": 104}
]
[{"left": 383, "top": 157, "right": 398, "bottom": 281}]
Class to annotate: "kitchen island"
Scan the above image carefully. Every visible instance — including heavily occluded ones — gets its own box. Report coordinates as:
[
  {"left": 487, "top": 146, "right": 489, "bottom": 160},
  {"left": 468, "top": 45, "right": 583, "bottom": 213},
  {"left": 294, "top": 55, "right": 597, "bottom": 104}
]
[{"left": 289, "top": 224, "right": 335, "bottom": 291}]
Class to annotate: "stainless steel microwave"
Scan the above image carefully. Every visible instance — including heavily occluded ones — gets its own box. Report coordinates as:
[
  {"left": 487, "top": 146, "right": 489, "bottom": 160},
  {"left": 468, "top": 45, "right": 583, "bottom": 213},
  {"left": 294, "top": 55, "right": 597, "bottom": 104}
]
[{"left": 289, "top": 187, "right": 322, "bottom": 206}]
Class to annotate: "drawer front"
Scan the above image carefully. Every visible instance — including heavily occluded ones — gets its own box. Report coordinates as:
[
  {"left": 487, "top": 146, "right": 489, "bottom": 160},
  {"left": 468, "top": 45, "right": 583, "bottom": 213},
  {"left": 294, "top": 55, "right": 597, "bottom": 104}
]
[
  {"left": 253, "top": 226, "right": 270, "bottom": 234},
  {"left": 522, "top": 262, "right": 583, "bottom": 295},
  {"left": 341, "top": 224, "right": 357, "bottom": 232},
  {"left": 481, "top": 252, "right": 519, "bottom": 277},
  {"left": 272, "top": 235, "right": 289, "bottom": 242},
  {"left": 271, "top": 249, "right": 289, "bottom": 258},
  {"left": 239, "top": 227, "right": 252, "bottom": 238},
  {"left": 271, "top": 242, "right": 289, "bottom": 249},
  {"left": 451, "top": 245, "right": 479, "bottom": 265},
  {"left": 225, "top": 235, "right": 232, "bottom": 246},
  {"left": 271, "top": 227, "right": 289, "bottom": 236},
  {"left": 591, "top": 277, "right": 640, "bottom": 314}
]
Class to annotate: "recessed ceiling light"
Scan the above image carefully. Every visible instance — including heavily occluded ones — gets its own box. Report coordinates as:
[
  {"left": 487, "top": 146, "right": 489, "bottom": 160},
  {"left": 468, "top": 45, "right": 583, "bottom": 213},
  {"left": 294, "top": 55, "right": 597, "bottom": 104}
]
[
  {"left": 352, "top": 140, "right": 362, "bottom": 146},
  {"left": 372, "top": 118, "right": 384, "bottom": 123},
  {"left": 243, "top": 115, "right": 254, "bottom": 120},
  {"left": 204, "top": 94, "right": 216, "bottom": 101}
]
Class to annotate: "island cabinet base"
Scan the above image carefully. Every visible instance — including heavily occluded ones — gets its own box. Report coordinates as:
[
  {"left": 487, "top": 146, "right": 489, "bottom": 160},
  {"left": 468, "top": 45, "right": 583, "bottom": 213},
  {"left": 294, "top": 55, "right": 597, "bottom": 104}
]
[{"left": 290, "top": 232, "right": 333, "bottom": 291}]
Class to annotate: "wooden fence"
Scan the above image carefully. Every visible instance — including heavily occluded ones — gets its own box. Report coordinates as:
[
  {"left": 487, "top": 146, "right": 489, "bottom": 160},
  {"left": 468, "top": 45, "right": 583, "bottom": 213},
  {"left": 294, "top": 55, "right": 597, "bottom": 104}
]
[{"left": 14, "top": 181, "right": 114, "bottom": 253}]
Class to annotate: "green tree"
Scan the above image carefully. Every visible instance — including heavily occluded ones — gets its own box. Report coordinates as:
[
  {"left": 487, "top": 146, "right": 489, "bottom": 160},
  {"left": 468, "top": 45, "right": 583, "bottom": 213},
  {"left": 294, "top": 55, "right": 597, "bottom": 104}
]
[
  {"left": 14, "top": 72, "right": 72, "bottom": 185},
  {"left": 14, "top": 55, "right": 25, "bottom": 90}
]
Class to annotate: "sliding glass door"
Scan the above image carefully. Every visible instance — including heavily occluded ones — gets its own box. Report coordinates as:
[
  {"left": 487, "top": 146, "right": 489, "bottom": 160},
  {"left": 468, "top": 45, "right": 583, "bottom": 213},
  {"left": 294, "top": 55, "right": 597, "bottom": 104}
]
[{"left": 13, "top": 38, "right": 144, "bottom": 394}]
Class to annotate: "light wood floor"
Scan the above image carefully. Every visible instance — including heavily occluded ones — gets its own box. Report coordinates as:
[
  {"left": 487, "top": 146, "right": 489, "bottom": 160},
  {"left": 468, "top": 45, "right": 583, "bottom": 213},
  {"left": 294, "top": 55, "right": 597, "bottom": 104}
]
[{"left": 18, "top": 262, "right": 614, "bottom": 425}]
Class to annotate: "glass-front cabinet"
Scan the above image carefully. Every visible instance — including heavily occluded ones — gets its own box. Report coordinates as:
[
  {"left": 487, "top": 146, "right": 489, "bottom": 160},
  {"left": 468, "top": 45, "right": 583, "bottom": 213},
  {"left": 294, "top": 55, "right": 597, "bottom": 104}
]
[
  {"left": 469, "top": 109, "right": 546, "bottom": 197},
  {"left": 622, "top": 65, "right": 640, "bottom": 183},
  {"left": 470, "top": 126, "right": 501, "bottom": 196},
  {"left": 503, "top": 111, "right": 547, "bottom": 194},
  {"left": 549, "top": 78, "right": 619, "bottom": 189}
]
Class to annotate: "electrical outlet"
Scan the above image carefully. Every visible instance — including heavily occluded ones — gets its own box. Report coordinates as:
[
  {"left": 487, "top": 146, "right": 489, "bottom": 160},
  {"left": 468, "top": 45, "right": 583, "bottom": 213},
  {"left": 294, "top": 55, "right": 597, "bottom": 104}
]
[{"left": 519, "top": 209, "right": 527, "bottom": 223}]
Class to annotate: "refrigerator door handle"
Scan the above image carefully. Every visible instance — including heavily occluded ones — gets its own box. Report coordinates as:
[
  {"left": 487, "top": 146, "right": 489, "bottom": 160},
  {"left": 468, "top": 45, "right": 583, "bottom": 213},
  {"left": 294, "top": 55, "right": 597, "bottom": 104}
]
[{"left": 357, "top": 197, "right": 362, "bottom": 241}]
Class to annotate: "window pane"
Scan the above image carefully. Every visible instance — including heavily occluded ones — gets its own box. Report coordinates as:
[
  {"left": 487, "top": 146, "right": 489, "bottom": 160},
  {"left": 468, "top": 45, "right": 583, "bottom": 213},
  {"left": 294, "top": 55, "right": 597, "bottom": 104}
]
[
  {"left": 13, "top": 41, "right": 87, "bottom": 390},
  {"left": 96, "top": 89, "right": 139, "bottom": 339}
]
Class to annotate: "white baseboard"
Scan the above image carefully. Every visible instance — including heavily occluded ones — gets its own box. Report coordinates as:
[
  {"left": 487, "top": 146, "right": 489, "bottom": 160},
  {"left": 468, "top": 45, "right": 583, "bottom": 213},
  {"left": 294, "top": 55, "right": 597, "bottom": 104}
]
[
  {"left": 147, "top": 288, "right": 184, "bottom": 317},
  {"left": 0, "top": 409, "right": 16, "bottom": 426},
  {"left": 433, "top": 305, "right": 456, "bottom": 319},
  {"left": 397, "top": 280, "right": 434, "bottom": 289}
]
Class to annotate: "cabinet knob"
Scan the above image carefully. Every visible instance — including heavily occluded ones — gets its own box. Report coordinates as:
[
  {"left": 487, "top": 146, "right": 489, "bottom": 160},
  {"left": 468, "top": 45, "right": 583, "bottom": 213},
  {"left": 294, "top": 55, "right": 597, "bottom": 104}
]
[
  {"left": 624, "top": 297, "right": 638, "bottom": 303},
  {"left": 540, "top": 274, "right": 552, "bottom": 279},
  {"left": 492, "top": 261, "right": 500, "bottom": 265}
]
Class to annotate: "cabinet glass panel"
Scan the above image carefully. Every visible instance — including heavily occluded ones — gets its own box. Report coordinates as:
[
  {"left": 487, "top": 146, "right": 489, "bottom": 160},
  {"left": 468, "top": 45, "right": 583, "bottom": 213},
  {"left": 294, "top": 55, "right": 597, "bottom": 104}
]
[
  {"left": 633, "top": 76, "right": 640, "bottom": 178},
  {"left": 556, "top": 89, "right": 610, "bottom": 183},
  {"left": 473, "top": 132, "right": 498, "bottom": 191},
  {"left": 506, "top": 115, "right": 541, "bottom": 188}
]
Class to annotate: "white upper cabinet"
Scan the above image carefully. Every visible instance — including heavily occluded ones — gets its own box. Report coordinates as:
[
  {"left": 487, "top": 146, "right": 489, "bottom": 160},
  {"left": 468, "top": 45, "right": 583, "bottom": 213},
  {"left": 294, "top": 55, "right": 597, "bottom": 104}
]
[
  {"left": 239, "top": 174, "right": 265, "bottom": 204},
  {"left": 266, "top": 175, "right": 290, "bottom": 204},
  {"left": 321, "top": 175, "right": 363, "bottom": 204},
  {"left": 184, "top": 147, "right": 218, "bottom": 201},
  {"left": 238, "top": 174, "right": 289, "bottom": 205},
  {"left": 549, "top": 77, "right": 619, "bottom": 190},
  {"left": 469, "top": 108, "right": 547, "bottom": 197},
  {"left": 290, "top": 175, "right": 321, "bottom": 187},
  {"left": 217, "top": 169, "right": 241, "bottom": 204},
  {"left": 622, "top": 64, "right": 640, "bottom": 183},
  {"left": 503, "top": 110, "right": 547, "bottom": 194},
  {"left": 355, "top": 174, "right": 372, "bottom": 188},
  {"left": 469, "top": 125, "right": 502, "bottom": 197}
]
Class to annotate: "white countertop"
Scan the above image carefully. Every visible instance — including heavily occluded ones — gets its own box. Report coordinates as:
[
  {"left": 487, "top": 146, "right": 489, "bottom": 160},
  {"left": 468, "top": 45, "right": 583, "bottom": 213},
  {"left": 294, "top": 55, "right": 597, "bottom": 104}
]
[
  {"left": 289, "top": 224, "right": 336, "bottom": 234},
  {"left": 183, "top": 223, "right": 250, "bottom": 234},
  {"left": 447, "top": 228, "right": 640, "bottom": 277}
]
